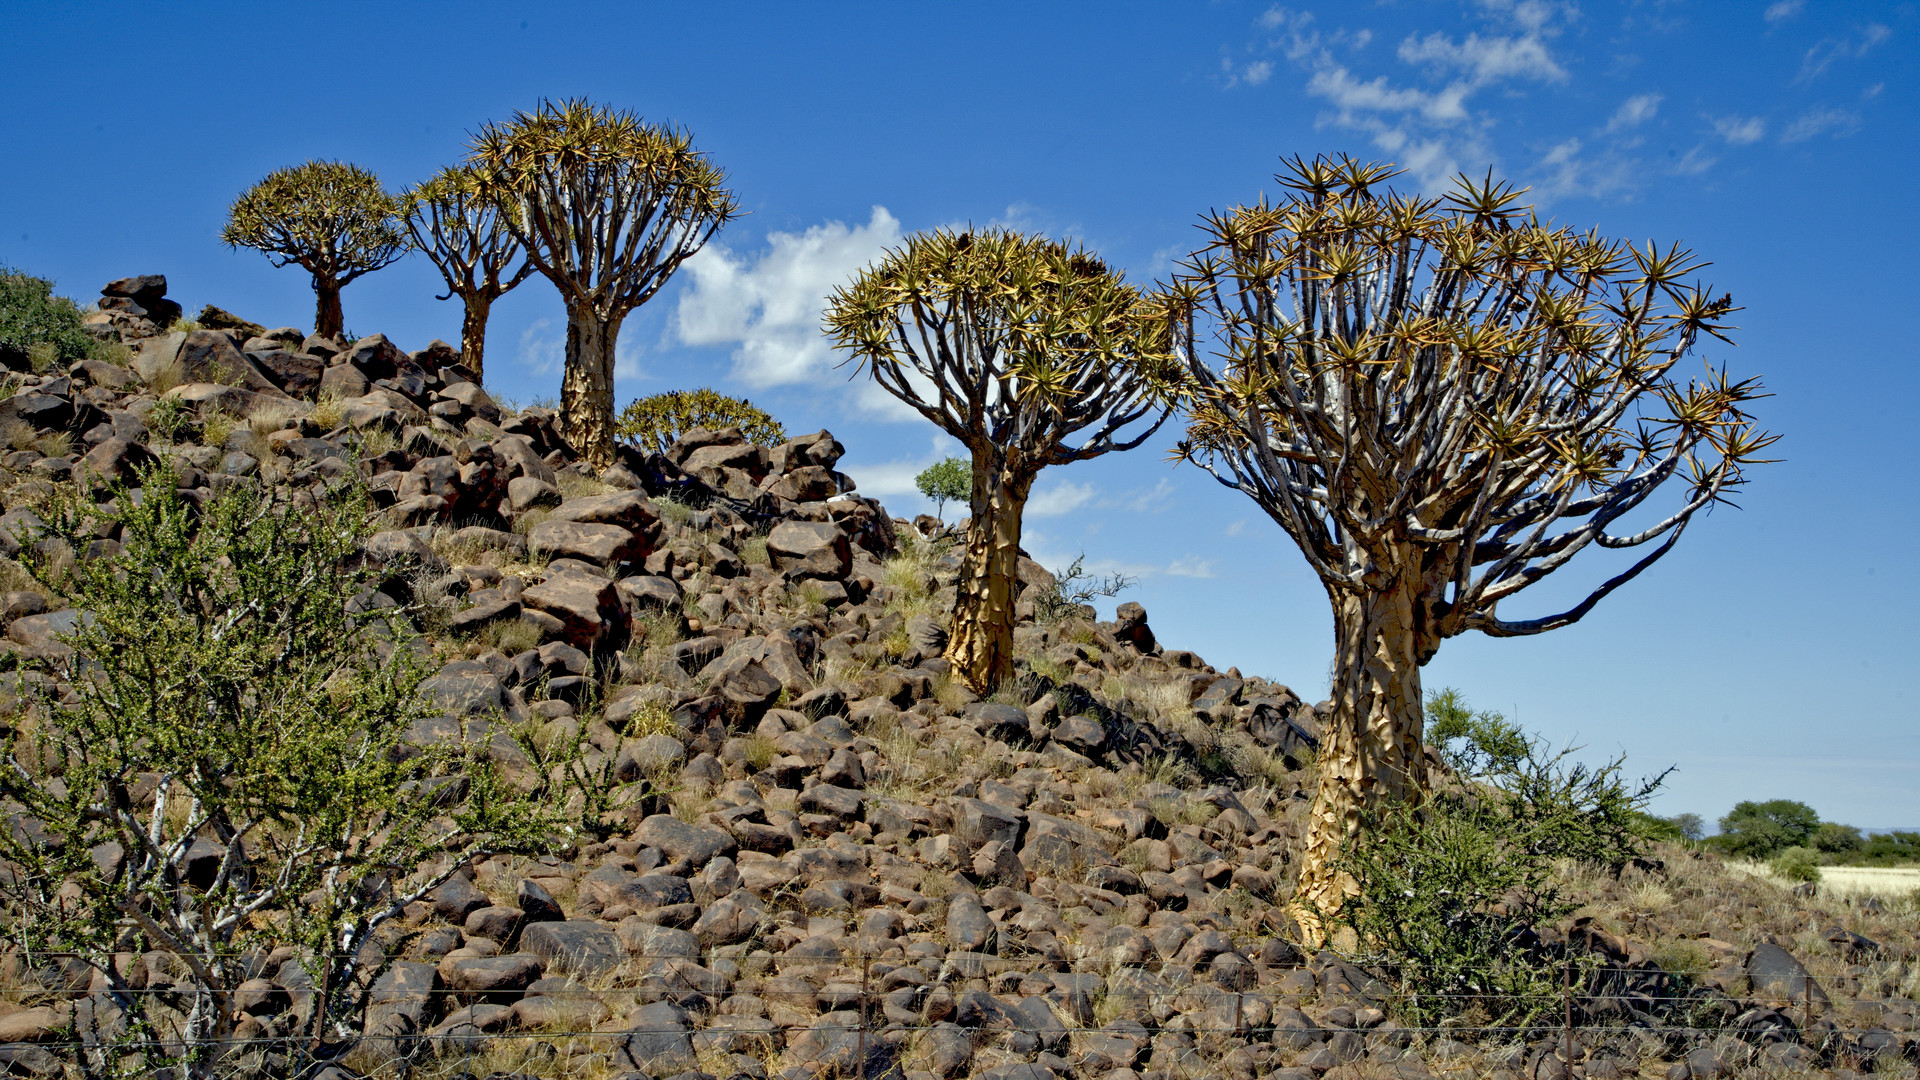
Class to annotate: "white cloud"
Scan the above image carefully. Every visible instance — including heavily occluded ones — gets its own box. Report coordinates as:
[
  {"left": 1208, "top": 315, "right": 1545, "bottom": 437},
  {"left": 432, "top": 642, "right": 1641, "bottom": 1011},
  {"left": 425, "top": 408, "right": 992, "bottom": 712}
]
[
  {"left": 1799, "top": 23, "right": 1891, "bottom": 82},
  {"left": 1763, "top": 0, "right": 1803, "bottom": 22},
  {"left": 1605, "top": 93, "right": 1661, "bottom": 133},
  {"left": 1165, "top": 556, "right": 1218, "bottom": 579},
  {"left": 1712, "top": 115, "right": 1768, "bottom": 145},
  {"left": 1535, "top": 137, "right": 1637, "bottom": 199},
  {"left": 1028, "top": 480, "right": 1099, "bottom": 518},
  {"left": 1225, "top": 518, "right": 1250, "bottom": 537},
  {"left": 1260, "top": 0, "right": 1576, "bottom": 189},
  {"left": 518, "top": 317, "right": 563, "bottom": 377},
  {"left": 674, "top": 205, "right": 903, "bottom": 389},
  {"left": 1243, "top": 60, "right": 1273, "bottom": 85},
  {"left": 1672, "top": 145, "right": 1718, "bottom": 175},
  {"left": 1780, "top": 107, "right": 1862, "bottom": 143},
  {"left": 1123, "top": 477, "right": 1177, "bottom": 513},
  {"left": 1396, "top": 31, "right": 1566, "bottom": 84}
]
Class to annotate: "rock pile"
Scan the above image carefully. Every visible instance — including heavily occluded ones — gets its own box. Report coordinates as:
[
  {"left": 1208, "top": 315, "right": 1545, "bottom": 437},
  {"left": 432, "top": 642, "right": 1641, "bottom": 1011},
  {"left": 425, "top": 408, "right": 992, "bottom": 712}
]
[{"left": 0, "top": 281, "right": 1914, "bottom": 1080}]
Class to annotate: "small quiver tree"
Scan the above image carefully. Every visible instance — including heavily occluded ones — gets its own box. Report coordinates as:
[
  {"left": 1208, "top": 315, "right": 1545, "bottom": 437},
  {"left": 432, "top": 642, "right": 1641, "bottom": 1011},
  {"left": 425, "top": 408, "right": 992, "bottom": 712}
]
[
  {"left": 617, "top": 386, "right": 786, "bottom": 455},
  {"left": 400, "top": 164, "right": 535, "bottom": 383},
  {"left": 220, "top": 160, "right": 406, "bottom": 340},
  {"left": 470, "top": 99, "right": 739, "bottom": 470},
  {"left": 0, "top": 467, "right": 563, "bottom": 1078},
  {"left": 826, "top": 230, "right": 1179, "bottom": 691},
  {"left": 1166, "top": 155, "right": 1776, "bottom": 939}
]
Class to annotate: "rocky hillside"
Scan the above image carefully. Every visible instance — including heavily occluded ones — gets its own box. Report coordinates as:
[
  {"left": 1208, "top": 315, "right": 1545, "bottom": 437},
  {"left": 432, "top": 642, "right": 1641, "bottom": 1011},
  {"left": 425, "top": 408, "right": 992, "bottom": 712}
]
[{"left": 0, "top": 276, "right": 1915, "bottom": 1080}]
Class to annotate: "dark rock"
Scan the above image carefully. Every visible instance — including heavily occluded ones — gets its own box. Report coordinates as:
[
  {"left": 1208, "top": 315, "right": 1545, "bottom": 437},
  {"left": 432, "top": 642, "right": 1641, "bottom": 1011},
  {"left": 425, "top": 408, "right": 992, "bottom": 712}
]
[
  {"left": 620, "top": 1001, "right": 698, "bottom": 1076},
  {"left": 634, "top": 814, "right": 735, "bottom": 868},
  {"left": 798, "top": 783, "right": 864, "bottom": 821},
  {"left": 1051, "top": 714, "right": 1106, "bottom": 754},
  {"left": 1113, "top": 601, "right": 1156, "bottom": 652},
  {"left": 946, "top": 893, "right": 996, "bottom": 953},
  {"left": 438, "top": 953, "right": 543, "bottom": 1001},
  {"left": 248, "top": 348, "right": 324, "bottom": 396},
  {"left": 767, "top": 520, "right": 852, "bottom": 580},
  {"left": 1746, "top": 942, "right": 1827, "bottom": 1006},
  {"left": 967, "top": 701, "right": 1031, "bottom": 742},
  {"left": 516, "top": 878, "right": 565, "bottom": 924},
  {"left": 528, "top": 519, "right": 643, "bottom": 566},
  {"left": 431, "top": 875, "right": 490, "bottom": 922},
  {"left": 518, "top": 920, "right": 623, "bottom": 975},
  {"left": 954, "top": 797, "right": 1023, "bottom": 851},
  {"left": 920, "top": 1020, "right": 974, "bottom": 1077},
  {"left": 522, "top": 569, "right": 628, "bottom": 650}
]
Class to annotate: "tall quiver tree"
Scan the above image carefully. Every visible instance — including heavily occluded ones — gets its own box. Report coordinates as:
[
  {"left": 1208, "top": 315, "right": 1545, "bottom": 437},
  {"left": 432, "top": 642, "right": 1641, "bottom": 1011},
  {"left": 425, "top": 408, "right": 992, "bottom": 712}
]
[
  {"left": 827, "top": 230, "right": 1179, "bottom": 691},
  {"left": 400, "top": 165, "right": 535, "bottom": 383},
  {"left": 1167, "top": 155, "right": 1777, "bottom": 940},
  {"left": 470, "top": 99, "right": 738, "bottom": 468},
  {"left": 221, "top": 160, "right": 406, "bottom": 339}
]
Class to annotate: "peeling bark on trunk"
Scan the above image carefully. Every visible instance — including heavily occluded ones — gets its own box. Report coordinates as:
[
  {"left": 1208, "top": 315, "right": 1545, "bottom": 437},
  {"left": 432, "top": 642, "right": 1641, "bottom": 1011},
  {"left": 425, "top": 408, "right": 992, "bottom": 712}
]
[
  {"left": 1292, "top": 563, "right": 1430, "bottom": 944},
  {"left": 314, "top": 280, "right": 344, "bottom": 341},
  {"left": 945, "top": 462, "right": 1035, "bottom": 692},
  {"left": 561, "top": 305, "right": 619, "bottom": 470},
  {"left": 460, "top": 295, "right": 492, "bottom": 383}
]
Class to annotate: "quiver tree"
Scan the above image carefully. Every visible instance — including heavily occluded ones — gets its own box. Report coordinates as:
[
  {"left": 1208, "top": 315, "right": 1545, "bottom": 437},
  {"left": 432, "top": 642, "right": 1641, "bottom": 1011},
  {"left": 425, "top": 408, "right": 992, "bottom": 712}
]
[
  {"left": 470, "top": 99, "right": 739, "bottom": 469},
  {"left": 1167, "top": 155, "right": 1776, "bottom": 938},
  {"left": 220, "top": 160, "right": 406, "bottom": 339},
  {"left": 826, "top": 230, "right": 1178, "bottom": 690},
  {"left": 400, "top": 164, "right": 535, "bottom": 382}
]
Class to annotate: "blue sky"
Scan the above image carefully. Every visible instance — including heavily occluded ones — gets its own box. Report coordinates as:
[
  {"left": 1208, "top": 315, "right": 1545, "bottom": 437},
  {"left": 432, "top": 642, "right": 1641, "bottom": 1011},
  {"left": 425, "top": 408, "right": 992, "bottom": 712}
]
[{"left": 3, "top": 1, "right": 1915, "bottom": 828}]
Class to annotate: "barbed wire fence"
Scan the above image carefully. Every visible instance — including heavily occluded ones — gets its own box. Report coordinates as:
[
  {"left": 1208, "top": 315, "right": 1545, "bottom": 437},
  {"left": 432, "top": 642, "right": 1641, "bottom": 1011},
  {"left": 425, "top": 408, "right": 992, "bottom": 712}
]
[{"left": 8, "top": 942, "right": 1918, "bottom": 1080}]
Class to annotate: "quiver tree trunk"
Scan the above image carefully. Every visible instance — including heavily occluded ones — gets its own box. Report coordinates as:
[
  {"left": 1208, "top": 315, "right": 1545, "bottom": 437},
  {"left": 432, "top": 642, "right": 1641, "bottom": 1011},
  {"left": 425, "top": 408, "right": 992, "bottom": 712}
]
[
  {"left": 1293, "top": 562, "right": 1431, "bottom": 943},
  {"left": 946, "top": 463, "right": 1036, "bottom": 691},
  {"left": 460, "top": 295, "right": 493, "bottom": 383},
  {"left": 561, "top": 305, "right": 620, "bottom": 469},
  {"left": 313, "top": 278, "right": 344, "bottom": 340}
]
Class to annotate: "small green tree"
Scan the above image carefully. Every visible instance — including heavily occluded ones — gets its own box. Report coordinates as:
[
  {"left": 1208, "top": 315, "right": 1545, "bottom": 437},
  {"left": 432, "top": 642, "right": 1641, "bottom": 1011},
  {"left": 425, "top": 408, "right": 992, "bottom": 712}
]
[
  {"left": 1711, "top": 799, "right": 1821, "bottom": 859},
  {"left": 221, "top": 160, "right": 406, "bottom": 340},
  {"left": 616, "top": 386, "right": 785, "bottom": 455},
  {"left": 400, "top": 164, "right": 535, "bottom": 383},
  {"left": 914, "top": 457, "right": 969, "bottom": 522},
  {"left": 0, "top": 468, "right": 562, "bottom": 1079}
]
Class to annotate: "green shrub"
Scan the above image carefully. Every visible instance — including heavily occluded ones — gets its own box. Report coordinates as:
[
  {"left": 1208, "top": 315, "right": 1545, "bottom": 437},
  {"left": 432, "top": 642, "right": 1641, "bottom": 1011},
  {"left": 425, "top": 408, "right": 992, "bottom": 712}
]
[
  {"left": 0, "top": 466, "right": 566, "bottom": 1077},
  {"left": 617, "top": 387, "right": 786, "bottom": 455},
  {"left": 1334, "top": 693, "right": 1667, "bottom": 1030},
  {"left": 0, "top": 268, "right": 99, "bottom": 370},
  {"left": 1425, "top": 687, "right": 1530, "bottom": 778},
  {"left": 1770, "top": 846, "right": 1822, "bottom": 882}
]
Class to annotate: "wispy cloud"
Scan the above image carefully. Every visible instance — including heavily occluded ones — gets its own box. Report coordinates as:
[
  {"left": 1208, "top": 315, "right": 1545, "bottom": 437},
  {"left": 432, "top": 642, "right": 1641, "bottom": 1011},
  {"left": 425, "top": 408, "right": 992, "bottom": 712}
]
[
  {"left": 1780, "top": 107, "right": 1862, "bottom": 143},
  {"left": 1763, "top": 0, "right": 1803, "bottom": 23},
  {"left": 1712, "top": 115, "right": 1768, "bottom": 145},
  {"left": 1798, "top": 23, "right": 1891, "bottom": 83},
  {"left": 1029, "top": 480, "right": 1099, "bottom": 518},
  {"left": 518, "top": 317, "right": 563, "bottom": 377},
  {"left": 1122, "top": 477, "right": 1177, "bottom": 513},
  {"left": 1249, "top": 1, "right": 1576, "bottom": 188},
  {"left": 1605, "top": 93, "right": 1661, "bottom": 134}
]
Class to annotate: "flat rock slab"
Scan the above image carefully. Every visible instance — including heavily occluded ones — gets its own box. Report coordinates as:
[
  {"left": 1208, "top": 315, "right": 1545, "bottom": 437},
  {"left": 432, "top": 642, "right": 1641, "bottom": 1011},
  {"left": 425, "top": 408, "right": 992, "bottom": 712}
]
[{"left": 519, "top": 920, "right": 623, "bottom": 975}]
